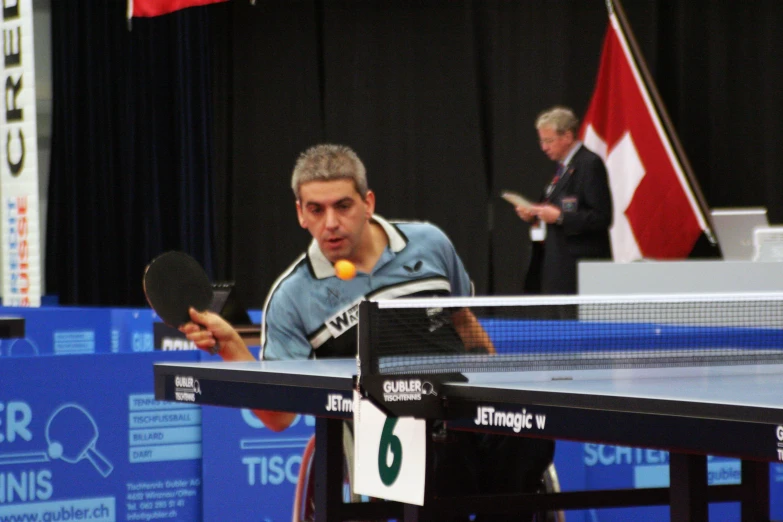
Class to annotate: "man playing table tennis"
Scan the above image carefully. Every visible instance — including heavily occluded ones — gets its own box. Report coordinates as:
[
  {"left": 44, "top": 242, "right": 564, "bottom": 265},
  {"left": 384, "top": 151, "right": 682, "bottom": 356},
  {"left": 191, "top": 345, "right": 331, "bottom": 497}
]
[{"left": 181, "top": 143, "right": 554, "bottom": 521}]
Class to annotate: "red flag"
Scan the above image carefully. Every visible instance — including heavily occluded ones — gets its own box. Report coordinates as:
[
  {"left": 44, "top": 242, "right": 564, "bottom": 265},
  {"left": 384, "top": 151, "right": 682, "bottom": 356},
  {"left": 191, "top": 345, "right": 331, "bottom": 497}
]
[
  {"left": 580, "top": 13, "right": 708, "bottom": 262},
  {"left": 128, "top": 0, "right": 228, "bottom": 19}
]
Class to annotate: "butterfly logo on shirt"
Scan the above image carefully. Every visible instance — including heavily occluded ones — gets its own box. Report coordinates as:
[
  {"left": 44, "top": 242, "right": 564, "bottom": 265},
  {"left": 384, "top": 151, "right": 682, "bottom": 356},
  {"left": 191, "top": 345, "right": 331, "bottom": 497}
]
[{"left": 403, "top": 261, "right": 423, "bottom": 274}]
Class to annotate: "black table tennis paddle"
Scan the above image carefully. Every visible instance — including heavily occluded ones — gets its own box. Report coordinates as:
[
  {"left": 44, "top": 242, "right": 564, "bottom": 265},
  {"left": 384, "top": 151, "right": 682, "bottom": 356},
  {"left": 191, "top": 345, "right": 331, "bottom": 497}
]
[{"left": 143, "top": 251, "right": 213, "bottom": 328}]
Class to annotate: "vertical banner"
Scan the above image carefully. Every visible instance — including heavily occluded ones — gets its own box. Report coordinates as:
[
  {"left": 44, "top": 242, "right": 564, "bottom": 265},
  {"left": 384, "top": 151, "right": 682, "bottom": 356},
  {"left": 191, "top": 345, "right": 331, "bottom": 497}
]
[{"left": 1, "top": 0, "right": 41, "bottom": 306}]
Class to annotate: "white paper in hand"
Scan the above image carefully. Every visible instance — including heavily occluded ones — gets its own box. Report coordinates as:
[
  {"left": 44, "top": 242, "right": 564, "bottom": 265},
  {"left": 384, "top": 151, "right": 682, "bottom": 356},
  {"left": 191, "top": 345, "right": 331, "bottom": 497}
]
[{"left": 501, "top": 190, "right": 533, "bottom": 209}]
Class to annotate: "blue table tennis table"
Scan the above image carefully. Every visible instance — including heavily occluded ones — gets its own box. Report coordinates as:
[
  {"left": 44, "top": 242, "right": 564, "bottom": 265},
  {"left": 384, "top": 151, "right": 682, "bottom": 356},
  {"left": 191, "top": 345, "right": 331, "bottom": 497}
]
[{"left": 154, "top": 357, "right": 783, "bottom": 521}]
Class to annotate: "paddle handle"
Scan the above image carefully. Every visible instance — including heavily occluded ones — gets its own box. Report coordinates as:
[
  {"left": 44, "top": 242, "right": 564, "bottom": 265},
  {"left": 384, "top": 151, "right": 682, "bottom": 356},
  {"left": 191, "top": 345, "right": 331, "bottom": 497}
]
[{"left": 86, "top": 446, "right": 114, "bottom": 477}]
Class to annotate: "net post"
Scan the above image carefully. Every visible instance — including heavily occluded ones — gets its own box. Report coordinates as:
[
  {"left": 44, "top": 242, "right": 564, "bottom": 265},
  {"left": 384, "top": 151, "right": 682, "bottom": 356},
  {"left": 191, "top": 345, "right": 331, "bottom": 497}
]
[
  {"left": 358, "top": 300, "right": 377, "bottom": 382},
  {"left": 358, "top": 299, "right": 457, "bottom": 419}
]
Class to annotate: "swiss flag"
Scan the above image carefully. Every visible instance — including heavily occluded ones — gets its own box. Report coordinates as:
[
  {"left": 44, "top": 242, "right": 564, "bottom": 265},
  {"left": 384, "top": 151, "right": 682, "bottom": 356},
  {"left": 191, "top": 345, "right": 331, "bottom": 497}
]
[
  {"left": 580, "top": 14, "right": 708, "bottom": 262},
  {"left": 128, "top": 0, "right": 228, "bottom": 19}
]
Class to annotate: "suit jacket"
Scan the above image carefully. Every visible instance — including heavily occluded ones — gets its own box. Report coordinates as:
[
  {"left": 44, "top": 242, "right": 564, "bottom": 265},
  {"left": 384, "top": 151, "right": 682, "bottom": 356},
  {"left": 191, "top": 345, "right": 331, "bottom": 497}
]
[{"left": 539, "top": 144, "right": 613, "bottom": 294}]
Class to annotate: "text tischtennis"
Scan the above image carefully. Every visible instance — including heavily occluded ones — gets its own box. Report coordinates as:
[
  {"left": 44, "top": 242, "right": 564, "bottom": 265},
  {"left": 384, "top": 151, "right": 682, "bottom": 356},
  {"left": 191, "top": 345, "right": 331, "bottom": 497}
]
[{"left": 173, "top": 375, "right": 201, "bottom": 402}]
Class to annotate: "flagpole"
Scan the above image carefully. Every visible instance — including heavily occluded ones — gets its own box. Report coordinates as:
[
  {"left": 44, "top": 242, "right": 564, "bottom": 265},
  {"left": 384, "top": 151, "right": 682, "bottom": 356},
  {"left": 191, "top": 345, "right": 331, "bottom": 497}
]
[{"left": 608, "top": 0, "right": 717, "bottom": 244}]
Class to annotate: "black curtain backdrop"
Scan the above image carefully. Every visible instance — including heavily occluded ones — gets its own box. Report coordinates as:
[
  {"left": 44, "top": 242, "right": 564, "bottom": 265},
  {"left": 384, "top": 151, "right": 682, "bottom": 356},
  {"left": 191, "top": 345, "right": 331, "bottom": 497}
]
[
  {"left": 47, "top": 1, "right": 783, "bottom": 307},
  {"left": 46, "top": 1, "right": 217, "bottom": 305}
]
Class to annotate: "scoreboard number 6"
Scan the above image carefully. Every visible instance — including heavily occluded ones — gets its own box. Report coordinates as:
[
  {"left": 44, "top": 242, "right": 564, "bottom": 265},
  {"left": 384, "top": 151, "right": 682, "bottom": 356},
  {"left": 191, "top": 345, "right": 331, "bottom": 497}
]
[
  {"left": 378, "top": 417, "right": 402, "bottom": 485},
  {"left": 353, "top": 392, "right": 426, "bottom": 505}
]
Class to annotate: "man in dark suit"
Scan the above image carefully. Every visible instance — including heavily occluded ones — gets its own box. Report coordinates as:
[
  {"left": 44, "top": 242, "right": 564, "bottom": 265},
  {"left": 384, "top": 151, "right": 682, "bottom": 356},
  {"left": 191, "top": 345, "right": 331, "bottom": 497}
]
[{"left": 516, "top": 106, "right": 613, "bottom": 294}]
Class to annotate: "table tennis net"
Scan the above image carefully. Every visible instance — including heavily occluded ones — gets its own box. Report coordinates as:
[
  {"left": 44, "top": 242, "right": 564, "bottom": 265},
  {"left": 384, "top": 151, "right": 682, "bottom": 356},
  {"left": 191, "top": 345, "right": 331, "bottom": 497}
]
[{"left": 358, "top": 293, "right": 783, "bottom": 375}]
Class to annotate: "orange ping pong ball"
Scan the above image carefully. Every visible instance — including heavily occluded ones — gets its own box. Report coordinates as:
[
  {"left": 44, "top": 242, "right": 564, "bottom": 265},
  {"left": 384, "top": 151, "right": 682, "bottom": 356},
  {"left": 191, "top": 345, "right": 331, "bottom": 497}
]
[{"left": 334, "top": 259, "right": 357, "bottom": 280}]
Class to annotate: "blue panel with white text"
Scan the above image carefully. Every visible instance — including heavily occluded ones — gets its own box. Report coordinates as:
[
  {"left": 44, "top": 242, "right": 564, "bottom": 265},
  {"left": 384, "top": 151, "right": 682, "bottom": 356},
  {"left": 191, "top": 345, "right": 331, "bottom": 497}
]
[
  {"left": 201, "top": 406, "right": 314, "bottom": 522},
  {"left": 0, "top": 351, "right": 201, "bottom": 522}
]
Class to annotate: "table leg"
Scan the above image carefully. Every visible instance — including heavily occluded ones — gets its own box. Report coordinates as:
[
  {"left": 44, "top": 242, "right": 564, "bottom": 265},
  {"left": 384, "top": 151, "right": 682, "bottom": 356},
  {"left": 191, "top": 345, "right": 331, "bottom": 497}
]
[
  {"left": 314, "top": 417, "right": 345, "bottom": 520},
  {"left": 669, "top": 453, "right": 708, "bottom": 522},
  {"left": 740, "top": 460, "right": 769, "bottom": 522}
]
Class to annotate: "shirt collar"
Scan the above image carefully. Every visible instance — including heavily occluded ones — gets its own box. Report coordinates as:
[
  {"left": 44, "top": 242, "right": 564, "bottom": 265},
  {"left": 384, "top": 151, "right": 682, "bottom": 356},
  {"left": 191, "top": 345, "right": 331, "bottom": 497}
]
[
  {"left": 561, "top": 141, "right": 582, "bottom": 168},
  {"left": 307, "top": 214, "right": 407, "bottom": 279}
]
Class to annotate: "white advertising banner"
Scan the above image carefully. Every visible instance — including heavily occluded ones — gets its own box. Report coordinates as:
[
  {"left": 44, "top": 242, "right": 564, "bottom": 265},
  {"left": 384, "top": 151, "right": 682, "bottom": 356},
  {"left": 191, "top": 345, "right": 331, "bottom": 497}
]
[{"left": 1, "top": 0, "right": 41, "bottom": 306}]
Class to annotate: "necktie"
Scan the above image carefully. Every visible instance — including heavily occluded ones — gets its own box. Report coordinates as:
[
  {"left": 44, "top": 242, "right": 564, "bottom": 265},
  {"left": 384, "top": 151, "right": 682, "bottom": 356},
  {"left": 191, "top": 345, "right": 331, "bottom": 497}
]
[
  {"left": 545, "top": 164, "right": 565, "bottom": 200},
  {"left": 553, "top": 163, "right": 566, "bottom": 184}
]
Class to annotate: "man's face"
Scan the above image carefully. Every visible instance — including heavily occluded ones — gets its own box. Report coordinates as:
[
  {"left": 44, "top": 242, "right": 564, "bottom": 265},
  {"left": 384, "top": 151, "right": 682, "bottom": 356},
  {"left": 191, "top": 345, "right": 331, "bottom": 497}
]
[
  {"left": 296, "top": 178, "right": 375, "bottom": 263},
  {"left": 537, "top": 126, "right": 575, "bottom": 163}
]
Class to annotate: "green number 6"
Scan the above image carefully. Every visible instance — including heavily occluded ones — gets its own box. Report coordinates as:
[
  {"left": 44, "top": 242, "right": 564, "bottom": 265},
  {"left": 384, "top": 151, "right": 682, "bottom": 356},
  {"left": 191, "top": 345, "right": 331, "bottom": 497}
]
[{"left": 378, "top": 417, "right": 402, "bottom": 485}]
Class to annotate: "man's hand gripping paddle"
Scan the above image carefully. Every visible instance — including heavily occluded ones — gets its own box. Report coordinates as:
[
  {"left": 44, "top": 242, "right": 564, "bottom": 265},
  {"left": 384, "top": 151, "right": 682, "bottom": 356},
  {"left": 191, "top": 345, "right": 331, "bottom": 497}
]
[{"left": 143, "top": 251, "right": 215, "bottom": 351}]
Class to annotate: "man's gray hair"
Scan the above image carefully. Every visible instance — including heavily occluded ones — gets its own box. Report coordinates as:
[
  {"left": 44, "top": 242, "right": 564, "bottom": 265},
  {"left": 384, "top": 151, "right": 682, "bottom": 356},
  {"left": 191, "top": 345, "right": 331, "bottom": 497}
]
[
  {"left": 291, "top": 144, "right": 368, "bottom": 200},
  {"left": 535, "top": 106, "right": 580, "bottom": 136}
]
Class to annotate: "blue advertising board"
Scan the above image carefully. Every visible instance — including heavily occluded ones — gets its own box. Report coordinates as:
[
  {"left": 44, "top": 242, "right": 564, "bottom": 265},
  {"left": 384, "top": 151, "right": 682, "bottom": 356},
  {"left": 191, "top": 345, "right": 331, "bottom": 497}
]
[
  {"left": 0, "top": 351, "right": 201, "bottom": 522},
  {"left": 0, "top": 307, "right": 261, "bottom": 357},
  {"left": 1, "top": 307, "right": 783, "bottom": 521},
  {"left": 110, "top": 310, "right": 157, "bottom": 354},
  {"left": 0, "top": 307, "right": 158, "bottom": 356},
  {"left": 571, "top": 443, "right": 783, "bottom": 521},
  {"left": 201, "top": 406, "right": 314, "bottom": 522},
  {"left": 197, "top": 416, "right": 783, "bottom": 521},
  {"left": 0, "top": 307, "right": 113, "bottom": 356}
]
